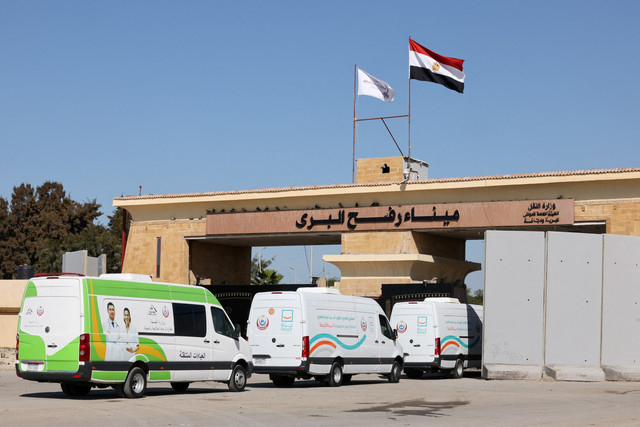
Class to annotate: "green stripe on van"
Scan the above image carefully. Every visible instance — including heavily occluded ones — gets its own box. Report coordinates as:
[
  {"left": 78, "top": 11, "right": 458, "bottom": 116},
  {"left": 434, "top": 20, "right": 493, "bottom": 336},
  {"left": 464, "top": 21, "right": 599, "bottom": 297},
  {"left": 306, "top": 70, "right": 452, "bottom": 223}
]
[
  {"left": 23, "top": 282, "right": 38, "bottom": 299},
  {"left": 92, "top": 371, "right": 127, "bottom": 382},
  {"left": 149, "top": 370, "right": 171, "bottom": 381}
]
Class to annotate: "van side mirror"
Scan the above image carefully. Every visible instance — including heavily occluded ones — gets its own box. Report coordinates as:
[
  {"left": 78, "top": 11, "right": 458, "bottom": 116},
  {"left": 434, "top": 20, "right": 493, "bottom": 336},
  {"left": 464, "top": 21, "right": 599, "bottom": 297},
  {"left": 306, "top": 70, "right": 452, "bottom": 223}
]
[
  {"left": 233, "top": 323, "right": 241, "bottom": 339},
  {"left": 393, "top": 329, "right": 398, "bottom": 339}
]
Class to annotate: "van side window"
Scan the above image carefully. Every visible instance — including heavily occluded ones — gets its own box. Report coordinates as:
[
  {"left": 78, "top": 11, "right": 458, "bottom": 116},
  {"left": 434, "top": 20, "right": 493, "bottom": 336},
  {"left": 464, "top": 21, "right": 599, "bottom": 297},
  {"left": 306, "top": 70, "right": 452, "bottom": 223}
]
[
  {"left": 173, "top": 303, "right": 206, "bottom": 337},
  {"left": 211, "top": 306, "right": 236, "bottom": 338},
  {"left": 379, "top": 314, "right": 394, "bottom": 340}
]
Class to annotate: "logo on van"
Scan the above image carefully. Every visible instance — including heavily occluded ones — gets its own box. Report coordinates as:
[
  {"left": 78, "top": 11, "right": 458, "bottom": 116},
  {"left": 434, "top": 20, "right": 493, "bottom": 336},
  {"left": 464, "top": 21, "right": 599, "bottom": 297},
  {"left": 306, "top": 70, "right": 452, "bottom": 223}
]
[
  {"left": 397, "top": 321, "right": 407, "bottom": 333},
  {"left": 268, "top": 307, "right": 275, "bottom": 315},
  {"left": 257, "top": 315, "right": 269, "bottom": 330},
  {"left": 162, "top": 306, "right": 170, "bottom": 318},
  {"left": 148, "top": 305, "right": 157, "bottom": 315},
  {"left": 37, "top": 306, "right": 44, "bottom": 316},
  {"left": 360, "top": 318, "right": 367, "bottom": 331},
  {"left": 417, "top": 316, "right": 427, "bottom": 327},
  {"left": 281, "top": 310, "right": 293, "bottom": 322}
]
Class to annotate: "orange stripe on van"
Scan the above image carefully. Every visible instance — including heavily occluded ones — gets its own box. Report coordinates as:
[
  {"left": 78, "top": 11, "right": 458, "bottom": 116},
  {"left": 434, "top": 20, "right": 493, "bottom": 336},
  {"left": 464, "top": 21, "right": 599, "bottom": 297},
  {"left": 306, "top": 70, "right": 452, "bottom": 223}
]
[
  {"left": 441, "top": 341, "right": 460, "bottom": 353},
  {"left": 310, "top": 340, "right": 336, "bottom": 354}
]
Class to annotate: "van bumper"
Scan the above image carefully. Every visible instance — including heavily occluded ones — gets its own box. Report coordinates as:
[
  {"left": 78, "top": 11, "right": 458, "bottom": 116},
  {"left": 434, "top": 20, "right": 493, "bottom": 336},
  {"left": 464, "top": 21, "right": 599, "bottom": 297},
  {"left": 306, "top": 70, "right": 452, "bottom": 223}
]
[
  {"left": 16, "top": 363, "right": 92, "bottom": 382},
  {"left": 253, "top": 360, "right": 310, "bottom": 376},
  {"left": 403, "top": 357, "right": 441, "bottom": 370}
]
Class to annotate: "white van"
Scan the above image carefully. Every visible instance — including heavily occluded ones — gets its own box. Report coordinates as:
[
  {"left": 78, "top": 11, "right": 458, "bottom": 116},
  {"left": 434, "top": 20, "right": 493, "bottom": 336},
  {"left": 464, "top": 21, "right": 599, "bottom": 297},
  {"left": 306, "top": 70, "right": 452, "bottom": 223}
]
[
  {"left": 390, "top": 298, "right": 483, "bottom": 378},
  {"left": 247, "top": 288, "right": 403, "bottom": 387},
  {"left": 16, "top": 273, "right": 252, "bottom": 397}
]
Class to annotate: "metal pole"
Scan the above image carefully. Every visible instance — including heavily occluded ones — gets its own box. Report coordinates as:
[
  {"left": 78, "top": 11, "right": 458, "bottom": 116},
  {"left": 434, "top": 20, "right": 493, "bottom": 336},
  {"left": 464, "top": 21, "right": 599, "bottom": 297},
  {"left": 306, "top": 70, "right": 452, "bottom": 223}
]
[
  {"left": 408, "top": 37, "right": 412, "bottom": 178},
  {"left": 353, "top": 65, "right": 357, "bottom": 184}
]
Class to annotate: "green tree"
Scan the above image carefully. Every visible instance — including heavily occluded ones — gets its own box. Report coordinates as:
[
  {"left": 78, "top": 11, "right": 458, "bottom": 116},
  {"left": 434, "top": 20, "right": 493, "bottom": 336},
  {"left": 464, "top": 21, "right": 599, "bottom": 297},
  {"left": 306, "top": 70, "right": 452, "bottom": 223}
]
[
  {"left": 466, "top": 288, "right": 484, "bottom": 305},
  {"left": 250, "top": 253, "right": 283, "bottom": 285},
  {"left": 252, "top": 269, "right": 284, "bottom": 286},
  {"left": 0, "top": 181, "right": 123, "bottom": 278}
]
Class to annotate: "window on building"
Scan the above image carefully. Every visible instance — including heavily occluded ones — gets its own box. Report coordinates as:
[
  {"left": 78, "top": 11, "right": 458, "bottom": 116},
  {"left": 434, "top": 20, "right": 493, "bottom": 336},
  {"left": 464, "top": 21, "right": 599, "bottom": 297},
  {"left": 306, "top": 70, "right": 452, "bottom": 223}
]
[{"left": 156, "top": 237, "right": 161, "bottom": 278}]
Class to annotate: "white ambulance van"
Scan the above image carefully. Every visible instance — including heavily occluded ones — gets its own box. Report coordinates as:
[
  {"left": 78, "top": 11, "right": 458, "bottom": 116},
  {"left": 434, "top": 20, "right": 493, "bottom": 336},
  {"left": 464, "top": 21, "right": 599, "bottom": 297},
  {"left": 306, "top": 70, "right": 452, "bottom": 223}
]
[
  {"left": 16, "top": 273, "right": 252, "bottom": 398},
  {"left": 390, "top": 297, "right": 483, "bottom": 379},
  {"left": 247, "top": 288, "right": 403, "bottom": 387}
]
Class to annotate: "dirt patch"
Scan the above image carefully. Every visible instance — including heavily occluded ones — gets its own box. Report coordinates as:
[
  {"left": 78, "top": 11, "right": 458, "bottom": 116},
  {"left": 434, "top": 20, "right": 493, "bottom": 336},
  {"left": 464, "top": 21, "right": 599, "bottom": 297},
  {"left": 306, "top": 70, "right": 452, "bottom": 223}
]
[
  {"left": 0, "top": 347, "right": 16, "bottom": 371},
  {"left": 347, "top": 399, "right": 469, "bottom": 417}
]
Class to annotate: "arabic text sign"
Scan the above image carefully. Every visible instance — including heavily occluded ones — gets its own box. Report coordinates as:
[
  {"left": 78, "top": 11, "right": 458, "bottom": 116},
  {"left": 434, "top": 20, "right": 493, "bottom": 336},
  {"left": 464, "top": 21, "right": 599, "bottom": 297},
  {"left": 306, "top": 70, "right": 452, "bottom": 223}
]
[{"left": 206, "top": 200, "right": 574, "bottom": 235}]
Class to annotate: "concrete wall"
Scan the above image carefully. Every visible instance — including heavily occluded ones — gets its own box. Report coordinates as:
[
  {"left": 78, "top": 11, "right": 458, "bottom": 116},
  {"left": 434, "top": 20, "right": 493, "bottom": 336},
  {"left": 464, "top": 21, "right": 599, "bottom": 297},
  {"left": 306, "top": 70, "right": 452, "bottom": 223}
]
[
  {"left": 484, "top": 231, "right": 640, "bottom": 381},
  {"left": 483, "top": 231, "right": 546, "bottom": 379},
  {"left": 0, "top": 280, "right": 27, "bottom": 348},
  {"left": 544, "top": 232, "right": 604, "bottom": 381},
  {"left": 601, "top": 234, "right": 640, "bottom": 380}
]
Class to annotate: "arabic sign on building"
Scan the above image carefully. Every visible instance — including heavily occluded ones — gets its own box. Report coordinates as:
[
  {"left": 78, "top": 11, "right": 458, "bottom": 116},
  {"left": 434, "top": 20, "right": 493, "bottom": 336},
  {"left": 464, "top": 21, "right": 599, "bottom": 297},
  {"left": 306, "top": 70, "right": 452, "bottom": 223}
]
[{"left": 206, "top": 199, "right": 574, "bottom": 235}]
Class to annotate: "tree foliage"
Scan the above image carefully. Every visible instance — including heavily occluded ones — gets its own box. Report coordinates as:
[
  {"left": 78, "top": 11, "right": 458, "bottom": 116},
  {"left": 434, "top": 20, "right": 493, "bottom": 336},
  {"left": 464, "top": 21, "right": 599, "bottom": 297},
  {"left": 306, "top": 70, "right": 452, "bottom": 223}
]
[
  {"left": 0, "top": 181, "right": 125, "bottom": 278},
  {"left": 466, "top": 288, "right": 484, "bottom": 305},
  {"left": 250, "top": 253, "right": 283, "bottom": 285}
]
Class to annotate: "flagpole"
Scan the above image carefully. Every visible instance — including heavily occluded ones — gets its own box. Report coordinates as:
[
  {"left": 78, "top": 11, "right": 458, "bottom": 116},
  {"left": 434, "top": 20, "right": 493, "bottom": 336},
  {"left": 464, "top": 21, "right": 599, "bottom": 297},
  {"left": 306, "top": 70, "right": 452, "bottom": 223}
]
[
  {"left": 353, "top": 64, "right": 357, "bottom": 184},
  {"left": 408, "top": 36, "right": 412, "bottom": 180}
]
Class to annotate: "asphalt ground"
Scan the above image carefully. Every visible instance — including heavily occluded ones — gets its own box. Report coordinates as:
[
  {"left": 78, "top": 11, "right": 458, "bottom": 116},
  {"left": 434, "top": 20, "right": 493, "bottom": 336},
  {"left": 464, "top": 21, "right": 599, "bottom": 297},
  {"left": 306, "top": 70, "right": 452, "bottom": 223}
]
[{"left": 1, "top": 369, "right": 639, "bottom": 426}]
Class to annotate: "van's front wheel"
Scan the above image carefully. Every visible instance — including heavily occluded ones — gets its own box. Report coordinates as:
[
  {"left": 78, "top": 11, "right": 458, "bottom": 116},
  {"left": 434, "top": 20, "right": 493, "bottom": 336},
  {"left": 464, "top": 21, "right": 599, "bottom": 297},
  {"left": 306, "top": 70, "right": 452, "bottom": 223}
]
[
  {"left": 451, "top": 359, "right": 464, "bottom": 379},
  {"left": 171, "top": 382, "right": 190, "bottom": 393},
  {"left": 228, "top": 364, "right": 247, "bottom": 392},
  {"left": 327, "top": 361, "right": 343, "bottom": 387},
  {"left": 388, "top": 361, "right": 402, "bottom": 383},
  {"left": 122, "top": 367, "right": 147, "bottom": 398}
]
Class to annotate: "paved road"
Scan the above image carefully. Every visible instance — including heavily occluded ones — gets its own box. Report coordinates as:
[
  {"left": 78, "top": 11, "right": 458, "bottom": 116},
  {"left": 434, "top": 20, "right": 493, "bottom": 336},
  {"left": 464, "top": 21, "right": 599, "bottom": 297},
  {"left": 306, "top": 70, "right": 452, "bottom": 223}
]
[{"left": 1, "top": 370, "right": 639, "bottom": 426}]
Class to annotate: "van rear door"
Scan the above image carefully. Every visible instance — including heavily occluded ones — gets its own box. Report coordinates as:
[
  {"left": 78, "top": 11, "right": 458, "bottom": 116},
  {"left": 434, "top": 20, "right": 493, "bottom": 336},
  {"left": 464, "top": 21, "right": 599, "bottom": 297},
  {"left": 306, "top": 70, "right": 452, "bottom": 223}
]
[
  {"left": 391, "top": 302, "right": 436, "bottom": 365},
  {"left": 248, "top": 292, "right": 303, "bottom": 368},
  {"left": 18, "top": 278, "right": 82, "bottom": 373}
]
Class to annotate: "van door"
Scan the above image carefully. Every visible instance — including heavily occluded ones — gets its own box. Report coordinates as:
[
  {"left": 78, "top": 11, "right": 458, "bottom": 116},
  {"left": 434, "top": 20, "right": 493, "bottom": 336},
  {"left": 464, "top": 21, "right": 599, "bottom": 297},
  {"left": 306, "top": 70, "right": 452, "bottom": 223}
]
[
  {"left": 18, "top": 278, "right": 82, "bottom": 373},
  {"left": 171, "top": 303, "right": 213, "bottom": 381},
  {"left": 377, "top": 314, "right": 397, "bottom": 373},
  {"left": 391, "top": 303, "right": 436, "bottom": 366},
  {"left": 210, "top": 305, "right": 240, "bottom": 381},
  {"left": 248, "top": 293, "right": 303, "bottom": 369}
]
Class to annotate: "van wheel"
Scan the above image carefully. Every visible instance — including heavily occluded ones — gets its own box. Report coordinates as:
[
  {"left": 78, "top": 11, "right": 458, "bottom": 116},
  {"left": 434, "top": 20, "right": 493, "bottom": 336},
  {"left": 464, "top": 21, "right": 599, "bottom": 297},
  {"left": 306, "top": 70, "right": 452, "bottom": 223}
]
[
  {"left": 228, "top": 364, "right": 247, "bottom": 392},
  {"left": 272, "top": 375, "right": 295, "bottom": 387},
  {"left": 388, "top": 361, "right": 402, "bottom": 383},
  {"left": 61, "top": 383, "right": 91, "bottom": 396},
  {"left": 123, "top": 367, "right": 147, "bottom": 398},
  {"left": 451, "top": 359, "right": 464, "bottom": 379},
  {"left": 405, "top": 368, "right": 423, "bottom": 379},
  {"left": 327, "top": 361, "right": 343, "bottom": 387},
  {"left": 171, "top": 382, "right": 190, "bottom": 393}
]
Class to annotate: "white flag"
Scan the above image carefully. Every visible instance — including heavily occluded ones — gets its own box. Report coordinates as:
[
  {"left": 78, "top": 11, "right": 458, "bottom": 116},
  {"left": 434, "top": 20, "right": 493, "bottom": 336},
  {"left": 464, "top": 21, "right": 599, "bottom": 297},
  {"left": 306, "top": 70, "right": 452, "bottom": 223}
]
[{"left": 357, "top": 68, "right": 395, "bottom": 102}]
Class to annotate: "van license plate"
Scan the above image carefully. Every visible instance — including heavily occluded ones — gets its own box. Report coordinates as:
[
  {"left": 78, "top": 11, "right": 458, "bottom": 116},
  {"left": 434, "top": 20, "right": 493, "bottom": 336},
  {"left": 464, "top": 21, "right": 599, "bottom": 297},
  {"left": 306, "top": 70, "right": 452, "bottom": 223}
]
[
  {"left": 26, "top": 363, "right": 40, "bottom": 372},
  {"left": 254, "top": 358, "right": 266, "bottom": 365}
]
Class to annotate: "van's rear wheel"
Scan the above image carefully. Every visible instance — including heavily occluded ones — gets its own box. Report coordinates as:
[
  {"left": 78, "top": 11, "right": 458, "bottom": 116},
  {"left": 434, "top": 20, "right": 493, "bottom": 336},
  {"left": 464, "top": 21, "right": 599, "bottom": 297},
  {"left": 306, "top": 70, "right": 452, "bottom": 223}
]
[
  {"left": 123, "top": 367, "right": 147, "bottom": 398},
  {"left": 327, "top": 361, "right": 343, "bottom": 387},
  {"left": 451, "top": 359, "right": 464, "bottom": 379},
  {"left": 271, "top": 375, "right": 295, "bottom": 387},
  {"left": 171, "top": 382, "right": 190, "bottom": 393},
  {"left": 405, "top": 368, "right": 423, "bottom": 379},
  {"left": 61, "top": 382, "right": 91, "bottom": 396},
  {"left": 388, "top": 360, "right": 402, "bottom": 383},
  {"left": 228, "top": 364, "right": 247, "bottom": 392}
]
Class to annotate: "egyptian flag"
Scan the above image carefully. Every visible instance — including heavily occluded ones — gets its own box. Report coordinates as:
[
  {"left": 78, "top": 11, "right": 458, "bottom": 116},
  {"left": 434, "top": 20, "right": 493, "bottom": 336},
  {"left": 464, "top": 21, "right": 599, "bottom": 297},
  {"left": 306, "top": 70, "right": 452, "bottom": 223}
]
[{"left": 409, "top": 39, "right": 465, "bottom": 93}]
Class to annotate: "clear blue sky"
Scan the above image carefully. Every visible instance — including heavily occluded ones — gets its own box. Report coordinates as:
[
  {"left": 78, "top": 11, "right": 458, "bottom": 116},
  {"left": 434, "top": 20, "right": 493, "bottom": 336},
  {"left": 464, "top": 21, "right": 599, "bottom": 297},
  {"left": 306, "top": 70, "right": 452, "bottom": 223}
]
[{"left": 2, "top": 1, "right": 639, "bottom": 290}]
